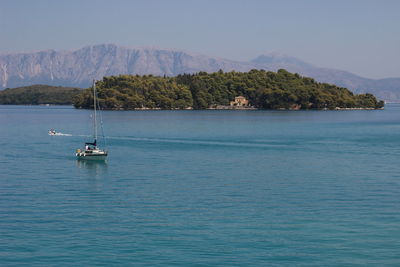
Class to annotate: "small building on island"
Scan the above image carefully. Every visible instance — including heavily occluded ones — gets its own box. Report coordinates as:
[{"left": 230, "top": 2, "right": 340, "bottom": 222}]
[
  {"left": 208, "top": 96, "right": 255, "bottom": 110},
  {"left": 230, "top": 96, "right": 249, "bottom": 107}
]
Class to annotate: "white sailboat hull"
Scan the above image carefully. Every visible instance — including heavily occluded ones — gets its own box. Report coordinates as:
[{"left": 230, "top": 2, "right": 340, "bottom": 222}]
[{"left": 76, "top": 150, "right": 107, "bottom": 161}]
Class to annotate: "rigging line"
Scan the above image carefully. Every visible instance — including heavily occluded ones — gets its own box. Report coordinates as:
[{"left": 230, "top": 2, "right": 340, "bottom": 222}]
[
  {"left": 93, "top": 81, "right": 97, "bottom": 141},
  {"left": 95, "top": 86, "right": 107, "bottom": 149}
]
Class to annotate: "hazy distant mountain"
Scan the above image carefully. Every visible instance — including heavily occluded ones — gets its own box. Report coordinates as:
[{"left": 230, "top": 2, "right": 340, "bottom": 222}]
[
  {"left": 251, "top": 54, "right": 400, "bottom": 101},
  {"left": 1, "top": 44, "right": 399, "bottom": 100},
  {"left": 0, "top": 44, "right": 252, "bottom": 89}
]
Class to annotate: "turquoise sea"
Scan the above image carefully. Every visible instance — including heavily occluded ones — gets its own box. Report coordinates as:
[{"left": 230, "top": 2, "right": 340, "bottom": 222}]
[{"left": 1, "top": 105, "right": 399, "bottom": 266}]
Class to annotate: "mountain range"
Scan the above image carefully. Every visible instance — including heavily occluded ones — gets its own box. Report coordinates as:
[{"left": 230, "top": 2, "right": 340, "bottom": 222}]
[{"left": 1, "top": 43, "right": 399, "bottom": 101}]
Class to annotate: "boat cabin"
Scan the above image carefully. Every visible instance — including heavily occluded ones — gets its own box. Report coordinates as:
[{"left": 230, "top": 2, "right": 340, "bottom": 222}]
[{"left": 85, "top": 140, "right": 97, "bottom": 151}]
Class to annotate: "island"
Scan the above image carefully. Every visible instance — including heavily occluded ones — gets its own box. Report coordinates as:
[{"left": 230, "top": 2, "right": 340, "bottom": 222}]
[
  {"left": 74, "top": 69, "right": 384, "bottom": 110},
  {"left": 0, "top": 85, "right": 81, "bottom": 105}
]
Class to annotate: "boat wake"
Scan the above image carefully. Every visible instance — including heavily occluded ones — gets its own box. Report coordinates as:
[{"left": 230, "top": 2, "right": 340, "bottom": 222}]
[
  {"left": 48, "top": 132, "right": 91, "bottom": 137},
  {"left": 106, "top": 136, "right": 287, "bottom": 149},
  {"left": 47, "top": 132, "right": 292, "bottom": 149},
  {"left": 52, "top": 132, "right": 73, "bottom": 136}
]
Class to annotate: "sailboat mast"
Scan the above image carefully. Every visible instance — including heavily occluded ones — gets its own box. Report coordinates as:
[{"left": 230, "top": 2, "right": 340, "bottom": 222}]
[{"left": 93, "top": 80, "right": 98, "bottom": 142}]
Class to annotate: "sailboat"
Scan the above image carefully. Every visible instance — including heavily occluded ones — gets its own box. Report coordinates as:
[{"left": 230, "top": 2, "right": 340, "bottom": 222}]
[{"left": 76, "top": 80, "right": 108, "bottom": 160}]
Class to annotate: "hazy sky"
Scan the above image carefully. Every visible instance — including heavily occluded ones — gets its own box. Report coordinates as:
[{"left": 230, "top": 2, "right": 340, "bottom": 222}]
[{"left": 1, "top": 0, "right": 399, "bottom": 79}]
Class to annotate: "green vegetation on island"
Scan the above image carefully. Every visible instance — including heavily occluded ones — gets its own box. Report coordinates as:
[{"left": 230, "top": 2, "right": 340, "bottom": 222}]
[
  {"left": 0, "top": 85, "right": 82, "bottom": 105},
  {"left": 74, "top": 69, "right": 384, "bottom": 110}
]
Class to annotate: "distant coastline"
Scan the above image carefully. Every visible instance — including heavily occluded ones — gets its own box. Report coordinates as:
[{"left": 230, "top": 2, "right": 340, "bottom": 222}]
[
  {"left": 1, "top": 44, "right": 399, "bottom": 103},
  {"left": 0, "top": 85, "right": 81, "bottom": 105},
  {"left": 0, "top": 69, "right": 385, "bottom": 110}
]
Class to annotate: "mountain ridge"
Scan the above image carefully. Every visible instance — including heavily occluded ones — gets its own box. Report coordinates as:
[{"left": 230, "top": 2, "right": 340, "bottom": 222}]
[{"left": 1, "top": 44, "right": 399, "bottom": 100}]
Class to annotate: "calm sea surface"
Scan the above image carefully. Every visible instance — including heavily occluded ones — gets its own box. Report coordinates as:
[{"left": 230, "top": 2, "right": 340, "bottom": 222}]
[{"left": 1, "top": 105, "right": 399, "bottom": 266}]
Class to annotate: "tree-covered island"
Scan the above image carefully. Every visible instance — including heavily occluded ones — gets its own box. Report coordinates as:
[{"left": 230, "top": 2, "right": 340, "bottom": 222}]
[
  {"left": 74, "top": 69, "right": 384, "bottom": 110},
  {"left": 0, "top": 85, "right": 81, "bottom": 105}
]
